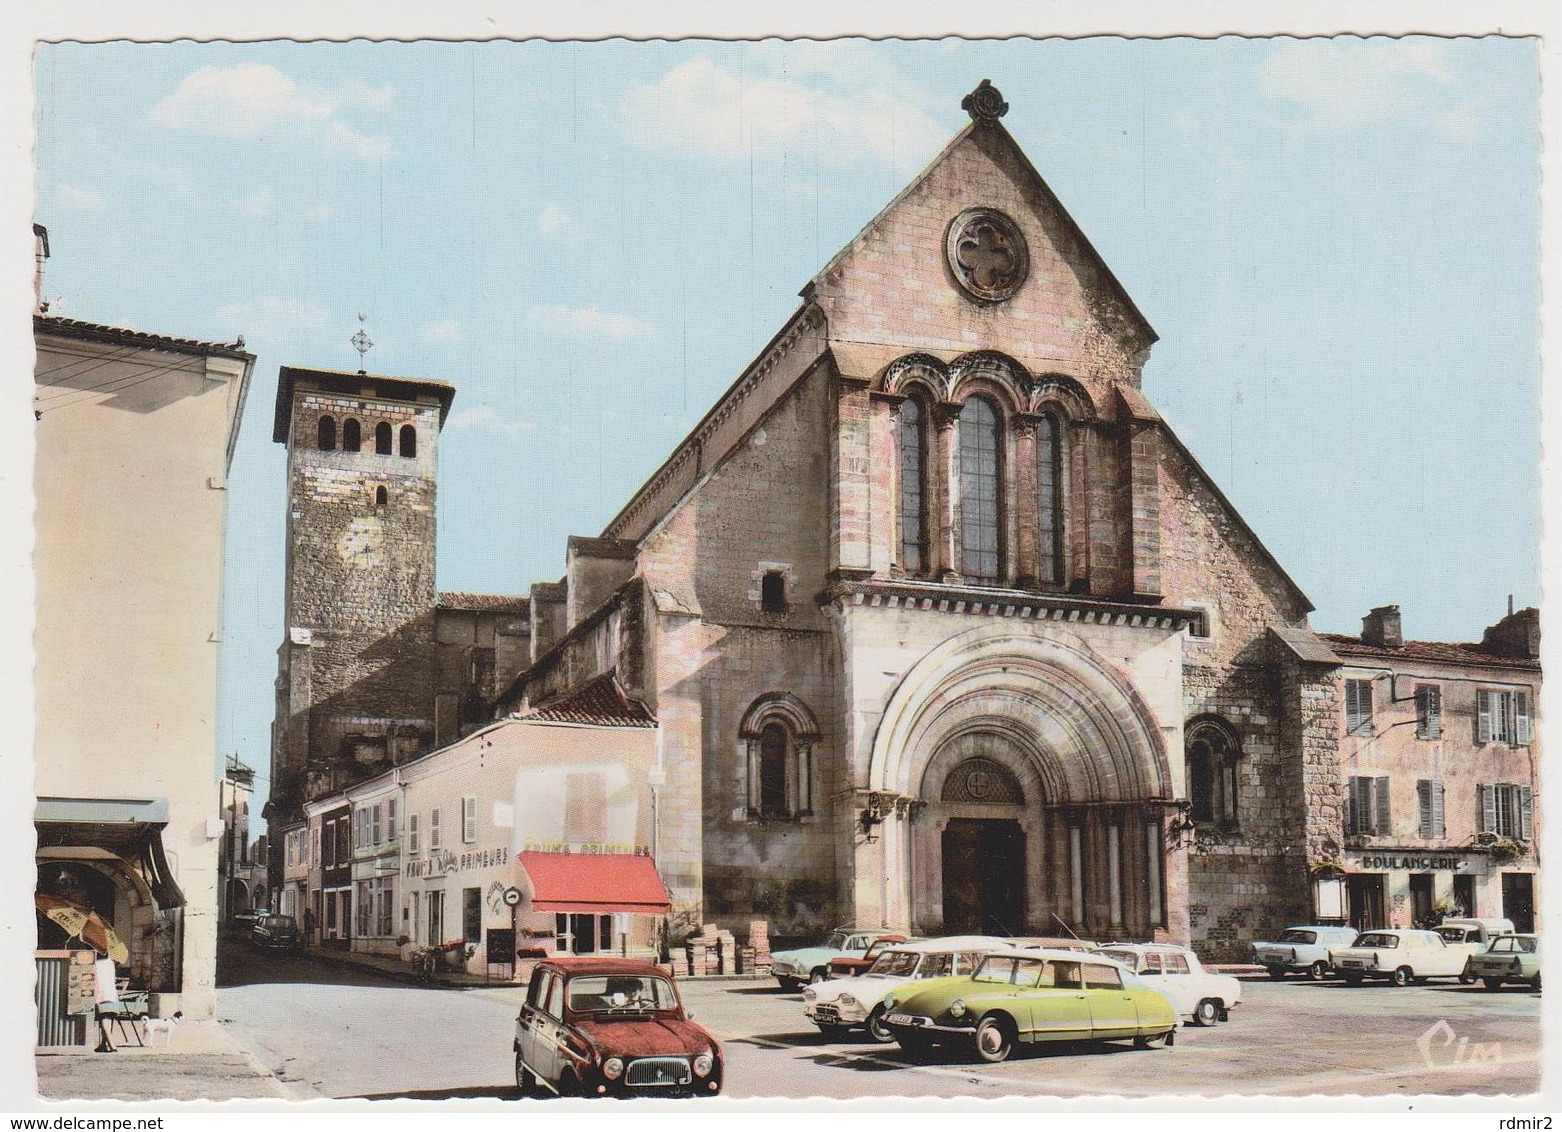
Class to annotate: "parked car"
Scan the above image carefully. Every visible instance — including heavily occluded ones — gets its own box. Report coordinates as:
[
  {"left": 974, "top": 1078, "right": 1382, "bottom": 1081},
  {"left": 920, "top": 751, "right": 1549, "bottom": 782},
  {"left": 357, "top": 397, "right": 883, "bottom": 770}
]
[
  {"left": 513, "top": 957, "right": 722, "bottom": 1098},
  {"left": 827, "top": 934, "right": 912, "bottom": 978},
  {"left": 1435, "top": 918, "right": 1515, "bottom": 981},
  {"left": 1330, "top": 929, "right": 1467, "bottom": 985},
  {"left": 231, "top": 908, "right": 264, "bottom": 932},
  {"left": 805, "top": 936, "right": 1009, "bottom": 1041},
  {"left": 1252, "top": 926, "right": 1360, "bottom": 980},
  {"left": 1010, "top": 936, "right": 1098, "bottom": 953},
  {"left": 879, "top": 947, "right": 1179, "bottom": 1062},
  {"left": 1463, "top": 934, "right": 1541, "bottom": 991},
  {"left": 772, "top": 927, "right": 899, "bottom": 992},
  {"left": 251, "top": 913, "right": 303, "bottom": 950},
  {"left": 1093, "top": 943, "right": 1241, "bottom": 1026}
]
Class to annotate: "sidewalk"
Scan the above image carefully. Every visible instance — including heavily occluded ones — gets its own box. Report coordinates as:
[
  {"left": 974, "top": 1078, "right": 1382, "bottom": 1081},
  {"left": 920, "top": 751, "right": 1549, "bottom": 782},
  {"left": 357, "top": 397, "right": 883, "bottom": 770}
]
[{"left": 34, "top": 1019, "right": 289, "bottom": 1103}]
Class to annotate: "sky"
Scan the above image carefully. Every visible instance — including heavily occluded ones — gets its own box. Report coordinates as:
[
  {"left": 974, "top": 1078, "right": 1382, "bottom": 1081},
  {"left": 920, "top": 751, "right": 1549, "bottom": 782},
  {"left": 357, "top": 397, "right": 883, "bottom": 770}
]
[{"left": 29, "top": 35, "right": 1542, "bottom": 808}]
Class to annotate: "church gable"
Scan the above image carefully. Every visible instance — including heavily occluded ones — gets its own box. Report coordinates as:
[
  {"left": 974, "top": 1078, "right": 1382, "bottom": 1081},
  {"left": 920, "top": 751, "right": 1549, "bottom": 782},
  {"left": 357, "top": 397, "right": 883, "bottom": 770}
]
[{"left": 810, "top": 87, "right": 1155, "bottom": 398}]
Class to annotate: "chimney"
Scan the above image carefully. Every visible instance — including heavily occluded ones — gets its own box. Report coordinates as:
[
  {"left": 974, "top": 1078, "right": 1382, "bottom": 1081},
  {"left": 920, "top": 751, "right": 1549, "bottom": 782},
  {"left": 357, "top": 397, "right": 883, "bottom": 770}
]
[
  {"left": 33, "top": 223, "right": 49, "bottom": 314},
  {"left": 1482, "top": 606, "right": 1540, "bottom": 659},
  {"left": 1361, "top": 604, "right": 1402, "bottom": 648}
]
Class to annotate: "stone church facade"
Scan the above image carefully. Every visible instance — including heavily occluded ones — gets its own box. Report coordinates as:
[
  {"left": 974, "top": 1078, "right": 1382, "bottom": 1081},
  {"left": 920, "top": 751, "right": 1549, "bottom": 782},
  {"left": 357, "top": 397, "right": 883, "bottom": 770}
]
[{"left": 268, "top": 84, "right": 1537, "bottom": 959}]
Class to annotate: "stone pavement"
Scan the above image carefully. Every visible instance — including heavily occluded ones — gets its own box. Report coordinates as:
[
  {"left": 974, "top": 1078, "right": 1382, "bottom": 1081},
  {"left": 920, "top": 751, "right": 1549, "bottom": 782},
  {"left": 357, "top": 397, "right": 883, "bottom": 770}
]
[{"left": 33, "top": 1019, "right": 289, "bottom": 1103}]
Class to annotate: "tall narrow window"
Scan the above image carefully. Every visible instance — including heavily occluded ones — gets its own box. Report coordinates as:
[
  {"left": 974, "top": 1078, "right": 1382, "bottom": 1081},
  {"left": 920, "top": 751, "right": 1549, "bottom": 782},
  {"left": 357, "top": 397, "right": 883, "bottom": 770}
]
[
  {"left": 375, "top": 421, "right": 393, "bottom": 454},
  {"left": 400, "top": 424, "right": 417, "bottom": 457},
  {"left": 758, "top": 723, "right": 789, "bottom": 819},
  {"left": 1036, "top": 412, "right": 1063, "bottom": 584},
  {"left": 760, "top": 571, "right": 787, "bottom": 613},
  {"left": 1415, "top": 684, "right": 1442, "bottom": 740},
  {"left": 898, "top": 398, "right": 927, "bottom": 573},
  {"left": 1186, "top": 719, "right": 1241, "bottom": 830},
  {"left": 317, "top": 416, "right": 337, "bottom": 450},
  {"left": 343, "top": 418, "right": 362, "bottom": 452},
  {"left": 375, "top": 485, "right": 388, "bottom": 507},
  {"left": 958, "top": 396, "right": 1001, "bottom": 581},
  {"left": 1344, "top": 678, "right": 1373, "bottom": 735}
]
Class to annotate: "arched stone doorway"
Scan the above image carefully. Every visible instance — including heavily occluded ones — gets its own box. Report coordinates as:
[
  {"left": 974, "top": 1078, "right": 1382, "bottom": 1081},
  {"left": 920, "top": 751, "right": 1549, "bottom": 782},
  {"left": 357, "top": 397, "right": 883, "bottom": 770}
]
[{"left": 862, "top": 623, "right": 1188, "bottom": 942}]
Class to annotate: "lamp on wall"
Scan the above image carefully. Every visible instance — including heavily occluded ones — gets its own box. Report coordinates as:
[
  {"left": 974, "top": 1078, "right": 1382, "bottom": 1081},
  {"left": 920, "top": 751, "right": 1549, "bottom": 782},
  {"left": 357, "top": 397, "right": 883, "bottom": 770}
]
[
  {"left": 1164, "top": 799, "right": 1197, "bottom": 851},
  {"left": 858, "top": 792, "right": 888, "bottom": 842}
]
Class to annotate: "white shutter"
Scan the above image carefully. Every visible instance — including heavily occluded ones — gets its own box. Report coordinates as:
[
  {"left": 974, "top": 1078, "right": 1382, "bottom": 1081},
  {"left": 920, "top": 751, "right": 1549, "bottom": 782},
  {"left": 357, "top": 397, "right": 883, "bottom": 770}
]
[
  {"left": 1374, "top": 776, "right": 1391, "bottom": 836},
  {"left": 430, "top": 808, "right": 441, "bottom": 850},
  {"left": 409, "top": 813, "right": 420, "bottom": 855},
  {"left": 462, "top": 796, "right": 478, "bottom": 844},
  {"left": 1417, "top": 685, "right": 1442, "bottom": 740},
  {"left": 1515, "top": 691, "right": 1532, "bottom": 744},
  {"left": 1431, "top": 780, "right": 1445, "bottom": 839},
  {"left": 372, "top": 803, "right": 382, "bottom": 845},
  {"left": 1480, "top": 784, "right": 1496, "bottom": 833},
  {"left": 1477, "top": 691, "right": 1493, "bottom": 743},
  {"left": 1417, "top": 780, "right": 1432, "bottom": 838},
  {"left": 1518, "top": 786, "right": 1533, "bottom": 841},
  {"left": 387, "top": 798, "right": 397, "bottom": 839}
]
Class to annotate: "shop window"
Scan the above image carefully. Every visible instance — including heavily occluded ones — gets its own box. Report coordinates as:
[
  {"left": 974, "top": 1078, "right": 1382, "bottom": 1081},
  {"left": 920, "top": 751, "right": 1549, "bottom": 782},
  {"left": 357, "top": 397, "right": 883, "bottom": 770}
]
[
  {"left": 1477, "top": 689, "right": 1532, "bottom": 745},
  {"left": 1185, "top": 717, "right": 1240, "bottom": 829},
  {"left": 1480, "top": 783, "right": 1533, "bottom": 840},
  {"left": 958, "top": 395, "right": 1002, "bottom": 582},
  {"left": 342, "top": 418, "right": 362, "bottom": 452},
  {"left": 898, "top": 397, "right": 928, "bottom": 573},
  {"left": 1347, "top": 775, "right": 1391, "bottom": 836},
  {"left": 375, "top": 421, "right": 393, "bottom": 454},
  {"left": 1344, "top": 679, "right": 1373, "bottom": 735},
  {"left": 400, "top": 424, "right": 417, "bottom": 457},
  {"left": 317, "top": 415, "right": 337, "bottom": 450},
  {"left": 1416, "top": 779, "right": 1446, "bottom": 838},
  {"left": 1415, "top": 684, "right": 1442, "bottom": 740}
]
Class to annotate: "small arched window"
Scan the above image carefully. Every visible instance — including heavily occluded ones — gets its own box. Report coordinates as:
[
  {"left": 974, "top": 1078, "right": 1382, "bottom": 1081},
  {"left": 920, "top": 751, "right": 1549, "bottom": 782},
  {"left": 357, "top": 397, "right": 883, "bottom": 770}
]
[
  {"left": 959, "top": 396, "right": 1002, "bottom": 582},
  {"left": 1037, "top": 411, "right": 1063, "bottom": 585},
  {"left": 740, "top": 693, "right": 818, "bottom": 822},
  {"left": 317, "top": 416, "right": 337, "bottom": 451},
  {"left": 758, "top": 723, "right": 789, "bottom": 819},
  {"left": 898, "top": 398, "right": 928, "bottom": 573},
  {"left": 400, "top": 424, "right": 417, "bottom": 458},
  {"left": 375, "top": 485, "right": 388, "bottom": 507},
  {"left": 1187, "top": 719, "right": 1241, "bottom": 830},
  {"left": 342, "top": 418, "right": 362, "bottom": 453},
  {"left": 375, "top": 422, "right": 393, "bottom": 455}
]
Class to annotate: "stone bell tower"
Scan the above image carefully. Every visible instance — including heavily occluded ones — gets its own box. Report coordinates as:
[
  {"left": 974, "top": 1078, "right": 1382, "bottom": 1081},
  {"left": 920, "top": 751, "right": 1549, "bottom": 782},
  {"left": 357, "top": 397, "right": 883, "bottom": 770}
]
[{"left": 267, "top": 346, "right": 456, "bottom": 817}]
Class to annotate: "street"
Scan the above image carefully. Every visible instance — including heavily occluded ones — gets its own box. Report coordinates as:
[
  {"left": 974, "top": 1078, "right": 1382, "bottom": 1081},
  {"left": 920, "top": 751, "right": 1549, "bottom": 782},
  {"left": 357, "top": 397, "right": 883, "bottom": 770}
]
[{"left": 217, "top": 942, "right": 1541, "bottom": 1101}]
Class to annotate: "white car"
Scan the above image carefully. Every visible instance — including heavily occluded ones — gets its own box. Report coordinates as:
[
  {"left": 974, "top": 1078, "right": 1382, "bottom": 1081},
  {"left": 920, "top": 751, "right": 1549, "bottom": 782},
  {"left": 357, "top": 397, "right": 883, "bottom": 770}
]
[
  {"left": 1092, "top": 943, "right": 1241, "bottom": 1026},
  {"left": 1435, "top": 917, "right": 1515, "bottom": 981},
  {"left": 1252, "top": 925, "right": 1360, "bottom": 980},
  {"left": 802, "top": 936, "right": 1009, "bottom": 1042},
  {"left": 1331, "top": 929, "right": 1467, "bottom": 985}
]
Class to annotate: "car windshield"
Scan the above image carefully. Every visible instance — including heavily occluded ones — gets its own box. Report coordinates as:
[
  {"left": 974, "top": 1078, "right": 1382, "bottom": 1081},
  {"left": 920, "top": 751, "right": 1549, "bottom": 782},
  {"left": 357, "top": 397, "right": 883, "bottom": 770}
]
[
  {"left": 1355, "top": 933, "right": 1399, "bottom": 949},
  {"left": 260, "top": 916, "right": 295, "bottom": 930},
  {"left": 1095, "top": 949, "right": 1141, "bottom": 970},
  {"left": 824, "top": 932, "right": 850, "bottom": 950},
  {"left": 868, "top": 950, "right": 921, "bottom": 977},
  {"left": 1435, "top": 927, "right": 1472, "bottom": 943},
  {"left": 566, "top": 974, "right": 679, "bottom": 1013},
  {"left": 1277, "top": 929, "right": 1317, "bottom": 944},
  {"left": 1488, "top": 937, "right": 1536, "bottom": 954}
]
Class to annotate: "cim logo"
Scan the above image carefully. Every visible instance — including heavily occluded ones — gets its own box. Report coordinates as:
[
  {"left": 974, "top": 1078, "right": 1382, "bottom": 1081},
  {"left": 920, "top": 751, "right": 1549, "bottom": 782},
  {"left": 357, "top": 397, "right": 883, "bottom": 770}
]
[{"left": 1416, "top": 1019, "right": 1502, "bottom": 1071}]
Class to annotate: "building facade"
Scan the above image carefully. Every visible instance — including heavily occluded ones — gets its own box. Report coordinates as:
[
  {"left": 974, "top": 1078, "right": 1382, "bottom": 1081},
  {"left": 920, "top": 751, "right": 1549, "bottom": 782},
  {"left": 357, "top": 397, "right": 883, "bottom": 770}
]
[{"left": 33, "top": 226, "right": 255, "bottom": 1023}]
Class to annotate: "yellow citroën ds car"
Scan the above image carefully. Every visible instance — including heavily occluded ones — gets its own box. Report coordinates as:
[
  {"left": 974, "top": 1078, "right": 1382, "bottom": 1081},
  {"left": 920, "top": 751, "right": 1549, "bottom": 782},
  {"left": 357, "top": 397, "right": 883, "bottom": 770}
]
[{"left": 880, "top": 948, "right": 1180, "bottom": 1062}]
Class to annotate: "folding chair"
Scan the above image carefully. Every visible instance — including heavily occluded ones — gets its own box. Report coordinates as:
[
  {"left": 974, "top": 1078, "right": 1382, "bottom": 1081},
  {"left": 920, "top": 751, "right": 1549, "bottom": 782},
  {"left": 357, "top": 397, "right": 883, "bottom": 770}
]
[{"left": 95, "top": 982, "right": 149, "bottom": 1048}]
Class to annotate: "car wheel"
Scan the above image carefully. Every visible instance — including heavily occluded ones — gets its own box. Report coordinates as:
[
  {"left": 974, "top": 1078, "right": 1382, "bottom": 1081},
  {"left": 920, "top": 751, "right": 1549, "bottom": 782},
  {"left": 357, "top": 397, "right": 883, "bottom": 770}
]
[
  {"left": 1266, "top": 966, "right": 1287, "bottom": 980},
  {"left": 1309, "top": 960, "right": 1330, "bottom": 981},
  {"left": 809, "top": 968, "right": 829, "bottom": 985},
  {"left": 1342, "top": 973, "right": 1364, "bottom": 986},
  {"left": 1192, "top": 999, "right": 1220, "bottom": 1027},
  {"left": 1482, "top": 977, "right": 1504, "bottom": 991},
  {"left": 777, "top": 977, "right": 801, "bottom": 993},
  {"left": 866, "top": 1006, "right": 895, "bottom": 1045},
  {"left": 973, "top": 1015, "right": 1016, "bottom": 1063},
  {"left": 514, "top": 1052, "right": 538, "bottom": 1097},
  {"left": 1390, "top": 966, "right": 1414, "bottom": 988}
]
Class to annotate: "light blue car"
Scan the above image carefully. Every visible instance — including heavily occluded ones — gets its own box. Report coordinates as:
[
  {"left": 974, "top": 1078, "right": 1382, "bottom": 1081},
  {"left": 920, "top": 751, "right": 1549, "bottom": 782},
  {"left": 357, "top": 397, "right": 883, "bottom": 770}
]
[{"left": 771, "top": 928, "right": 896, "bottom": 992}]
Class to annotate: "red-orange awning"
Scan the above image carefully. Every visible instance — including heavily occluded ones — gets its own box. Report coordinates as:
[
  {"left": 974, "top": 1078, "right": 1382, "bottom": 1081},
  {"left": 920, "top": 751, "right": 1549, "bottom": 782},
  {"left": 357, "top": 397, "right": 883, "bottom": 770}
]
[{"left": 518, "top": 851, "right": 671, "bottom": 915}]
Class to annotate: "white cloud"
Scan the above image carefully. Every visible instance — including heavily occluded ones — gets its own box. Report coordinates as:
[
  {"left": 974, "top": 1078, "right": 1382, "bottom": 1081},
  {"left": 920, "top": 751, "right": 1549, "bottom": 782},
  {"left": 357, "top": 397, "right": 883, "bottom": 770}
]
[
  {"left": 1260, "top": 39, "right": 1473, "bottom": 137},
  {"left": 152, "top": 62, "right": 393, "bottom": 159},
  {"left": 239, "top": 187, "right": 272, "bottom": 215},
  {"left": 538, "top": 203, "right": 572, "bottom": 237},
  {"left": 525, "top": 304, "right": 652, "bottom": 339},
  {"left": 420, "top": 317, "right": 463, "bottom": 342},
  {"left": 622, "top": 56, "right": 944, "bottom": 166},
  {"left": 59, "top": 184, "right": 102, "bottom": 209},
  {"left": 337, "top": 79, "right": 394, "bottom": 113},
  {"left": 214, "top": 297, "right": 330, "bottom": 335},
  {"left": 447, "top": 403, "right": 535, "bottom": 436}
]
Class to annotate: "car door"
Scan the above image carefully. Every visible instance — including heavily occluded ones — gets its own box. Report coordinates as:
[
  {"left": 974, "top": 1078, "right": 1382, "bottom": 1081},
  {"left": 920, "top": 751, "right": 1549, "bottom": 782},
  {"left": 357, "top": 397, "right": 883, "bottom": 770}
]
[
  {"left": 1081, "top": 962, "right": 1138, "bottom": 1038},
  {"left": 1022, "top": 959, "right": 1092, "bottom": 1042},
  {"left": 517, "top": 970, "right": 552, "bottom": 1081}
]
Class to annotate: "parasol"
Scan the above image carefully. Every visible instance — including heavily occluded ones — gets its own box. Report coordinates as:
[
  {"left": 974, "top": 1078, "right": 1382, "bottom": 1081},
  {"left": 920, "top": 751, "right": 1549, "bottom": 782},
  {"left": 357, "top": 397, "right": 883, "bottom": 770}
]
[{"left": 35, "top": 892, "right": 129, "bottom": 964}]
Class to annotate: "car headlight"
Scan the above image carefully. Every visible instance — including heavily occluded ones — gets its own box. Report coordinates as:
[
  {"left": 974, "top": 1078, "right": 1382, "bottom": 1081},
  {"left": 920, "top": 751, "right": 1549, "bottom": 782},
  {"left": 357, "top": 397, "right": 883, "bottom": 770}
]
[
  {"left": 602, "top": 1057, "right": 624, "bottom": 1080},
  {"left": 838, "top": 994, "right": 858, "bottom": 1009},
  {"left": 802, "top": 988, "right": 816, "bottom": 1002},
  {"left": 949, "top": 999, "right": 967, "bottom": 1019},
  {"left": 883, "top": 994, "right": 896, "bottom": 1009},
  {"left": 693, "top": 1052, "right": 714, "bottom": 1077}
]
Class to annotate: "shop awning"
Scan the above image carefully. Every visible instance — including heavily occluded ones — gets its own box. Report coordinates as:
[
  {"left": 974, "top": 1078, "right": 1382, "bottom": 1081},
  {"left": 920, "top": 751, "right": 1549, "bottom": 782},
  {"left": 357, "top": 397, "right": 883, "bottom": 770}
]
[
  {"left": 35, "top": 797, "right": 187, "bottom": 909},
  {"left": 518, "top": 851, "right": 671, "bottom": 915}
]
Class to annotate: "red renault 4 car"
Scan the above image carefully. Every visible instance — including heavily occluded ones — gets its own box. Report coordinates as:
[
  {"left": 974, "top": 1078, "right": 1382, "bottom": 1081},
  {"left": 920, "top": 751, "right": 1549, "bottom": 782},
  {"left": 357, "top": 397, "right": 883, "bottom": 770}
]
[{"left": 514, "top": 957, "right": 723, "bottom": 1098}]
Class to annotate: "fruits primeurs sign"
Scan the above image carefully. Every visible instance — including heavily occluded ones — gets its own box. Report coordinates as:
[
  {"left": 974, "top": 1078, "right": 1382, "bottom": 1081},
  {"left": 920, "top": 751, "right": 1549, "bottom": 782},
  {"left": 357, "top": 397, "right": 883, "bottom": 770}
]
[{"left": 1348, "top": 853, "right": 1484, "bottom": 873}]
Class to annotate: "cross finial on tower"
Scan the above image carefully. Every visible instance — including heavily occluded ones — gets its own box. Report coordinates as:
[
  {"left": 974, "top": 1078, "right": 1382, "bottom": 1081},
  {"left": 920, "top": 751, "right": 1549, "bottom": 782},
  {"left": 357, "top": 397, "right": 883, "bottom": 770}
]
[
  {"left": 351, "top": 313, "right": 374, "bottom": 374},
  {"left": 962, "top": 79, "right": 1009, "bottom": 122}
]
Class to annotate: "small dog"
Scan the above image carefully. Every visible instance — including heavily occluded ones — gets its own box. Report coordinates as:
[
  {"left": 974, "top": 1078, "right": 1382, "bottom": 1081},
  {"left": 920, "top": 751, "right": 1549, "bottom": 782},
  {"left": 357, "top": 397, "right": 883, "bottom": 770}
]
[{"left": 141, "top": 1011, "right": 183, "bottom": 1046}]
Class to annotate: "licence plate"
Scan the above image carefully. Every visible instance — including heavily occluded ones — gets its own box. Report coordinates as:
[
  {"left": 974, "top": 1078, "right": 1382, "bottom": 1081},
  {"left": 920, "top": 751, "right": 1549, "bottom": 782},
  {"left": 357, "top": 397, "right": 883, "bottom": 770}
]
[
  {"left": 885, "top": 1012, "right": 917, "bottom": 1026},
  {"left": 1258, "top": 951, "right": 1286, "bottom": 963},
  {"left": 1340, "top": 959, "right": 1363, "bottom": 967}
]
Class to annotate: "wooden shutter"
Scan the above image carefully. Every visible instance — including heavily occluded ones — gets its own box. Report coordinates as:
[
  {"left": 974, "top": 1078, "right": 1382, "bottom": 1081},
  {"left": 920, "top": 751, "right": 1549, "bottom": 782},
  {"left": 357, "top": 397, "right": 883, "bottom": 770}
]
[
  {"left": 386, "top": 798, "right": 396, "bottom": 839},
  {"left": 1518, "top": 786, "right": 1533, "bottom": 841},
  {"left": 1431, "top": 781, "right": 1445, "bottom": 838},
  {"left": 409, "top": 813, "right": 420, "bottom": 855},
  {"left": 1373, "top": 776, "right": 1391, "bottom": 836},
  {"left": 1417, "top": 780, "right": 1432, "bottom": 838},
  {"left": 1417, "top": 685, "right": 1441, "bottom": 740},
  {"left": 1479, "top": 784, "right": 1496, "bottom": 833},
  {"left": 372, "top": 803, "right": 382, "bottom": 845},
  {"left": 1515, "top": 691, "right": 1532, "bottom": 744},
  {"left": 462, "top": 795, "right": 478, "bottom": 844},
  {"left": 1477, "top": 691, "right": 1493, "bottom": 743},
  {"left": 430, "top": 808, "right": 441, "bottom": 849},
  {"left": 1348, "top": 776, "right": 1371, "bottom": 834}
]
